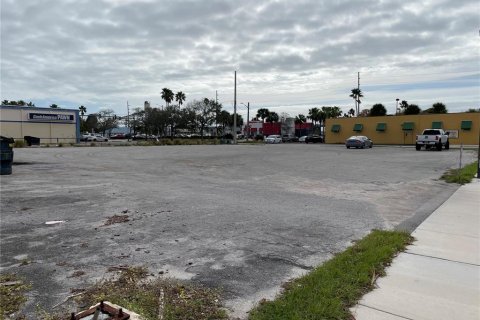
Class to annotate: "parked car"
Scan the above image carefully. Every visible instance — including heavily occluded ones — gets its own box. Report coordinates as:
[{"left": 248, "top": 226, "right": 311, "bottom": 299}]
[
  {"left": 282, "top": 134, "right": 298, "bottom": 142},
  {"left": 345, "top": 136, "right": 373, "bottom": 149},
  {"left": 305, "top": 135, "right": 324, "bottom": 143},
  {"left": 298, "top": 136, "right": 307, "bottom": 143},
  {"left": 265, "top": 135, "right": 282, "bottom": 144},
  {"left": 110, "top": 133, "right": 126, "bottom": 139},
  {"left": 86, "top": 134, "right": 108, "bottom": 142},
  {"left": 415, "top": 129, "right": 449, "bottom": 151}
]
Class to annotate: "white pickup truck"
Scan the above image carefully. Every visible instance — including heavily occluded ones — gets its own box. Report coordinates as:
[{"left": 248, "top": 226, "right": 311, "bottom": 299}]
[{"left": 415, "top": 129, "right": 449, "bottom": 151}]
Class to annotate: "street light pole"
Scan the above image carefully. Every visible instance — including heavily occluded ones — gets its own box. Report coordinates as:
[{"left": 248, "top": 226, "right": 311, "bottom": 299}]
[
  {"left": 395, "top": 98, "right": 399, "bottom": 115},
  {"left": 247, "top": 102, "right": 250, "bottom": 141},
  {"left": 234, "top": 71, "right": 237, "bottom": 144},
  {"left": 241, "top": 102, "right": 250, "bottom": 141}
]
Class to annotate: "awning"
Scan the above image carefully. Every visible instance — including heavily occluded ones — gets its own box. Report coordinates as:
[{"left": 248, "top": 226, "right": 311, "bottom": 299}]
[
  {"left": 431, "top": 121, "right": 442, "bottom": 129},
  {"left": 376, "top": 123, "right": 386, "bottom": 131},
  {"left": 331, "top": 124, "right": 341, "bottom": 132},
  {"left": 402, "top": 122, "right": 414, "bottom": 130},
  {"left": 353, "top": 123, "right": 363, "bottom": 132},
  {"left": 461, "top": 120, "right": 472, "bottom": 130}
]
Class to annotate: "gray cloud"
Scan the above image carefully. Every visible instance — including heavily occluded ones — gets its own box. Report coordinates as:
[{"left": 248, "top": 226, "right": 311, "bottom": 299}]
[{"left": 1, "top": 0, "right": 478, "bottom": 114}]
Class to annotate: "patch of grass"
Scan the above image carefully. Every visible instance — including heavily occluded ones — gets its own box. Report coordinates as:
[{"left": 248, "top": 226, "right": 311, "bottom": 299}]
[
  {"left": 72, "top": 266, "right": 227, "bottom": 320},
  {"left": 441, "top": 161, "right": 478, "bottom": 184},
  {"left": 19, "top": 258, "right": 32, "bottom": 266},
  {"left": 0, "top": 273, "right": 31, "bottom": 319},
  {"left": 249, "top": 230, "right": 413, "bottom": 320}
]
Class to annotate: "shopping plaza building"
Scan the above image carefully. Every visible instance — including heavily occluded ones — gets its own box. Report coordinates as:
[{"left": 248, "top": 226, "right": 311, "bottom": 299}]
[
  {"left": 0, "top": 105, "right": 80, "bottom": 144},
  {"left": 325, "top": 112, "right": 479, "bottom": 145}
]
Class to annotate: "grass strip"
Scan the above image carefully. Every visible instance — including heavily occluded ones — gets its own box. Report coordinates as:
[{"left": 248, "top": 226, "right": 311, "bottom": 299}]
[
  {"left": 441, "top": 161, "right": 478, "bottom": 184},
  {"left": 248, "top": 230, "right": 412, "bottom": 320}
]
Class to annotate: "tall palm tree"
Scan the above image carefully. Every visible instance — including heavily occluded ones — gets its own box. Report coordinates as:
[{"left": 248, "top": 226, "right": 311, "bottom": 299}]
[
  {"left": 79, "top": 105, "right": 87, "bottom": 118},
  {"left": 350, "top": 88, "right": 363, "bottom": 116},
  {"left": 295, "top": 114, "right": 307, "bottom": 124},
  {"left": 308, "top": 107, "right": 320, "bottom": 126},
  {"left": 161, "top": 88, "right": 174, "bottom": 107},
  {"left": 266, "top": 112, "right": 279, "bottom": 123},
  {"left": 256, "top": 108, "right": 270, "bottom": 122},
  {"left": 175, "top": 91, "right": 186, "bottom": 107}
]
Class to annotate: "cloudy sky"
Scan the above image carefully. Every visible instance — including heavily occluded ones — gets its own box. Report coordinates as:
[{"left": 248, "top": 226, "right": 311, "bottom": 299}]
[{"left": 1, "top": 0, "right": 479, "bottom": 119}]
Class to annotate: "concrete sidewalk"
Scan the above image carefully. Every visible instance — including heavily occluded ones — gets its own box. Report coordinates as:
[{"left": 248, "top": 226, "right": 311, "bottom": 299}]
[{"left": 352, "top": 180, "right": 480, "bottom": 320}]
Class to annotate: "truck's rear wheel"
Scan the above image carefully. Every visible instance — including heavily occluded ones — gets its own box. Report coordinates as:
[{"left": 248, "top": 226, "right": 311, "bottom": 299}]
[
  {"left": 436, "top": 142, "right": 442, "bottom": 151},
  {"left": 445, "top": 140, "right": 450, "bottom": 150},
  {"left": 415, "top": 144, "right": 421, "bottom": 151}
]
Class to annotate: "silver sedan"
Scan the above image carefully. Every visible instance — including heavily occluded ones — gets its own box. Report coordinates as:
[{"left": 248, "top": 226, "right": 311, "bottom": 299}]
[{"left": 345, "top": 136, "right": 373, "bottom": 149}]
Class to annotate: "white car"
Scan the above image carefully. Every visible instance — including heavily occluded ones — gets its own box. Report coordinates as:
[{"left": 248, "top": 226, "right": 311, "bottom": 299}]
[
  {"left": 86, "top": 134, "right": 108, "bottom": 142},
  {"left": 299, "top": 135, "right": 307, "bottom": 143},
  {"left": 265, "top": 135, "right": 282, "bottom": 144}
]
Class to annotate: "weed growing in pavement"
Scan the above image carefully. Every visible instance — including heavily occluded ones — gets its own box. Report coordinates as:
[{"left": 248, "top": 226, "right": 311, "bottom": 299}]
[
  {"left": 441, "top": 161, "right": 478, "bottom": 184},
  {"left": 31, "top": 266, "right": 226, "bottom": 320},
  {"left": 0, "top": 273, "right": 31, "bottom": 318}
]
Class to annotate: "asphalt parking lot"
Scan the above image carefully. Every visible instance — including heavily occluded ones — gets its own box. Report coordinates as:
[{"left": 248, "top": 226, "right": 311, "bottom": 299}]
[{"left": 0, "top": 144, "right": 476, "bottom": 318}]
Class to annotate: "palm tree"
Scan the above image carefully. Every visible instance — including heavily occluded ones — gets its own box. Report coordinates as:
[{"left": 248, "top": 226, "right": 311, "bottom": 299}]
[
  {"left": 349, "top": 88, "right": 363, "bottom": 116},
  {"left": 175, "top": 91, "right": 186, "bottom": 107},
  {"left": 161, "top": 88, "right": 174, "bottom": 107},
  {"left": 50, "top": 103, "right": 58, "bottom": 108},
  {"left": 256, "top": 108, "right": 270, "bottom": 122},
  {"left": 295, "top": 114, "right": 307, "bottom": 124},
  {"left": 79, "top": 105, "right": 87, "bottom": 118},
  {"left": 308, "top": 107, "right": 320, "bottom": 126},
  {"left": 348, "top": 108, "right": 355, "bottom": 117},
  {"left": 266, "top": 112, "right": 279, "bottom": 123}
]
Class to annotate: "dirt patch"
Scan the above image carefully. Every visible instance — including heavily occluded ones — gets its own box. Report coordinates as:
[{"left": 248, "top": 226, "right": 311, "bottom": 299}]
[{"left": 104, "top": 215, "right": 130, "bottom": 226}]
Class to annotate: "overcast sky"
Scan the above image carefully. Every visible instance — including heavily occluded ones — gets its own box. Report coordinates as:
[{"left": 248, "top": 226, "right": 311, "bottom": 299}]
[{"left": 1, "top": 0, "right": 479, "bottom": 119}]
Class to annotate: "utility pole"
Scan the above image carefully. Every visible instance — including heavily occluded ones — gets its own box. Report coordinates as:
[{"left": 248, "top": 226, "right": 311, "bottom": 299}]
[
  {"left": 247, "top": 102, "right": 250, "bottom": 141},
  {"left": 234, "top": 71, "right": 237, "bottom": 144},
  {"left": 215, "top": 90, "right": 218, "bottom": 137},
  {"left": 127, "top": 101, "right": 131, "bottom": 141},
  {"left": 357, "top": 72, "right": 360, "bottom": 116}
]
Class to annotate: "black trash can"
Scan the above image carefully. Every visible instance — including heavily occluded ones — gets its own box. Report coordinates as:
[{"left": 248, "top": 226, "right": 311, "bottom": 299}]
[
  {"left": 0, "top": 136, "right": 15, "bottom": 175},
  {"left": 24, "top": 136, "right": 40, "bottom": 146}
]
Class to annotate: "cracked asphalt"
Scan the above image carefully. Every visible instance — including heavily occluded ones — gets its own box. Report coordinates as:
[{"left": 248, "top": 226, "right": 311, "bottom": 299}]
[{"left": 0, "top": 144, "right": 475, "bottom": 318}]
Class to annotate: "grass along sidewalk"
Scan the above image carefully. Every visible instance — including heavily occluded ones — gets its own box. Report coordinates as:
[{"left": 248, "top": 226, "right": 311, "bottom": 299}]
[
  {"left": 248, "top": 230, "right": 412, "bottom": 320},
  {"left": 441, "top": 161, "right": 478, "bottom": 184}
]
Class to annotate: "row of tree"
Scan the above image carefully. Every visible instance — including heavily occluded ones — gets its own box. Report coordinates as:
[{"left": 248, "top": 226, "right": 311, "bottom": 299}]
[
  {"left": 80, "top": 96, "right": 245, "bottom": 138},
  {"left": 356, "top": 101, "right": 449, "bottom": 117}
]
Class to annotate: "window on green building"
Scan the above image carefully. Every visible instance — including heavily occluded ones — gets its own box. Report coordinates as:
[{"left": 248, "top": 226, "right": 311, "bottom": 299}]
[
  {"left": 431, "top": 121, "right": 442, "bottom": 129},
  {"left": 331, "top": 124, "right": 341, "bottom": 132},
  {"left": 461, "top": 120, "right": 472, "bottom": 130},
  {"left": 376, "top": 123, "right": 386, "bottom": 131},
  {"left": 353, "top": 123, "right": 363, "bottom": 132},
  {"left": 402, "top": 122, "right": 414, "bottom": 130}
]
